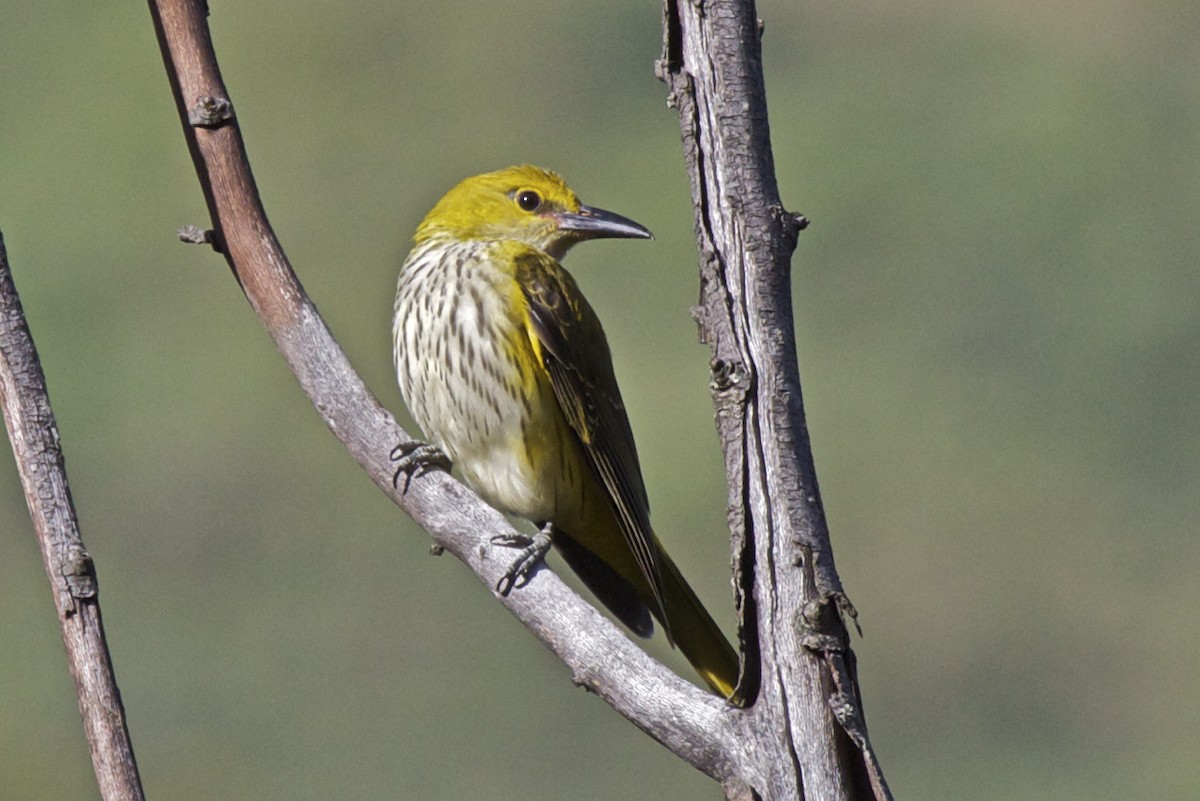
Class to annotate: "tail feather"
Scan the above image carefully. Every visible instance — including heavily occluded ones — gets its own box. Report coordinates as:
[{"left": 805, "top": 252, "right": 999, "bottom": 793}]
[
  {"left": 553, "top": 526, "right": 742, "bottom": 703},
  {"left": 658, "top": 549, "right": 742, "bottom": 703},
  {"left": 555, "top": 530, "right": 654, "bottom": 638}
]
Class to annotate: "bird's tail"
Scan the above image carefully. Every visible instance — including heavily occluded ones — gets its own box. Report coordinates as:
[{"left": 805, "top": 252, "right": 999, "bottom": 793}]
[
  {"left": 554, "top": 525, "right": 743, "bottom": 704},
  {"left": 657, "top": 548, "right": 743, "bottom": 704}
]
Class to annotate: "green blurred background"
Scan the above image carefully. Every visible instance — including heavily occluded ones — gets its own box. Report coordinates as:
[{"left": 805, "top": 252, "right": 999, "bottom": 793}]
[{"left": 2, "top": 0, "right": 1196, "bottom": 798}]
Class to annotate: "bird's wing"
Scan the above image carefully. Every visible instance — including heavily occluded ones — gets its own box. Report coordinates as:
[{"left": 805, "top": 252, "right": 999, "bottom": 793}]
[{"left": 514, "top": 249, "right": 669, "bottom": 627}]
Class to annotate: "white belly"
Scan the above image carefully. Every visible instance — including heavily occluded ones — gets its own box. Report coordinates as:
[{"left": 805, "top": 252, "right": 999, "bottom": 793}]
[{"left": 393, "top": 242, "right": 570, "bottom": 523}]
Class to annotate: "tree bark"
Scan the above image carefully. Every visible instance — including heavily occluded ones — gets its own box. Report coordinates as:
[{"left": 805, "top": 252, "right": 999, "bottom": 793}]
[
  {"left": 0, "top": 232, "right": 146, "bottom": 801},
  {"left": 658, "top": 1, "right": 892, "bottom": 798}
]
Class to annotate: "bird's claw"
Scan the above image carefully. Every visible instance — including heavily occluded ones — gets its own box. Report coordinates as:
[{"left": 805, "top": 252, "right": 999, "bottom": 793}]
[
  {"left": 390, "top": 441, "right": 452, "bottom": 493},
  {"left": 493, "top": 526, "right": 553, "bottom": 596}
]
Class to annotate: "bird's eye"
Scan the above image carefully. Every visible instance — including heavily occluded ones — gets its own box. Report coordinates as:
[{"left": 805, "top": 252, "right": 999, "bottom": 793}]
[{"left": 516, "top": 190, "right": 541, "bottom": 212}]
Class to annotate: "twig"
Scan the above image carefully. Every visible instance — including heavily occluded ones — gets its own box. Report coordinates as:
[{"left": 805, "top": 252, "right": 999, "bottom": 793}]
[{"left": 0, "top": 231, "right": 145, "bottom": 801}]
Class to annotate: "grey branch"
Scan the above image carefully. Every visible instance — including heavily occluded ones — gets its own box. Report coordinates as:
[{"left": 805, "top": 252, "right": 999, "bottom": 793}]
[{"left": 0, "top": 232, "right": 146, "bottom": 801}]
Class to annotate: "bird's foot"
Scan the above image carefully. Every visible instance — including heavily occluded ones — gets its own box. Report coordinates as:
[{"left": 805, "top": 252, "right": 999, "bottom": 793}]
[
  {"left": 390, "top": 441, "right": 452, "bottom": 493},
  {"left": 492, "top": 524, "right": 553, "bottom": 596}
]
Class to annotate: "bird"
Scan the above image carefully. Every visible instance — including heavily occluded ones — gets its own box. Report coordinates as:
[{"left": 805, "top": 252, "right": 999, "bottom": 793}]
[{"left": 392, "top": 165, "right": 740, "bottom": 701}]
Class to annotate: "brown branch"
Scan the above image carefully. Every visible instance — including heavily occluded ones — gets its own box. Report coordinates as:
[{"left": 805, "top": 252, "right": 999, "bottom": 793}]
[
  {"left": 0, "top": 232, "right": 145, "bottom": 801},
  {"left": 145, "top": 0, "right": 742, "bottom": 780},
  {"left": 658, "top": 0, "right": 893, "bottom": 799}
]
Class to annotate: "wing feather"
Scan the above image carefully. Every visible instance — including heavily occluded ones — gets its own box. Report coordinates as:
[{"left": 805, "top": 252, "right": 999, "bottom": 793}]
[{"left": 515, "top": 250, "right": 670, "bottom": 631}]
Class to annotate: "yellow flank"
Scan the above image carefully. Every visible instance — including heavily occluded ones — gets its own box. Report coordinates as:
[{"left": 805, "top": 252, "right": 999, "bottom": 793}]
[{"left": 394, "top": 166, "right": 742, "bottom": 703}]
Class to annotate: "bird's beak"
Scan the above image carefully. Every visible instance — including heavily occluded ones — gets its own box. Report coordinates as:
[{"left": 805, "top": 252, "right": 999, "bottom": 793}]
[{"left": 555, "top": 204, "right": 654, "bottom": 240}]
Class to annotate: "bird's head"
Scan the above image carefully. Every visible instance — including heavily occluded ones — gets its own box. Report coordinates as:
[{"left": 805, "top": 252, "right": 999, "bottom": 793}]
[{"left": 414, "top": 165, "right": 652, "bottom": 259}]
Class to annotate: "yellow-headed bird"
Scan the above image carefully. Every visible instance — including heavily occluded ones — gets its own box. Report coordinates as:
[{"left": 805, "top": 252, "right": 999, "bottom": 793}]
[{"left": 393, "top": 165, "right": 740, "bottom": 701}]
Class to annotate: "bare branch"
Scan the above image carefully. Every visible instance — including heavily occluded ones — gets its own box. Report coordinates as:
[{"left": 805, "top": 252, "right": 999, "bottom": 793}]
[
  {"left": 144, "top": 0, "right": 741, "bottom": 777},
  {"left": 658, "top": 0, "right": 893, "bottom": 798},
  {"left": 0, "top": 232, "right": 146, "bottom": 801}
]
